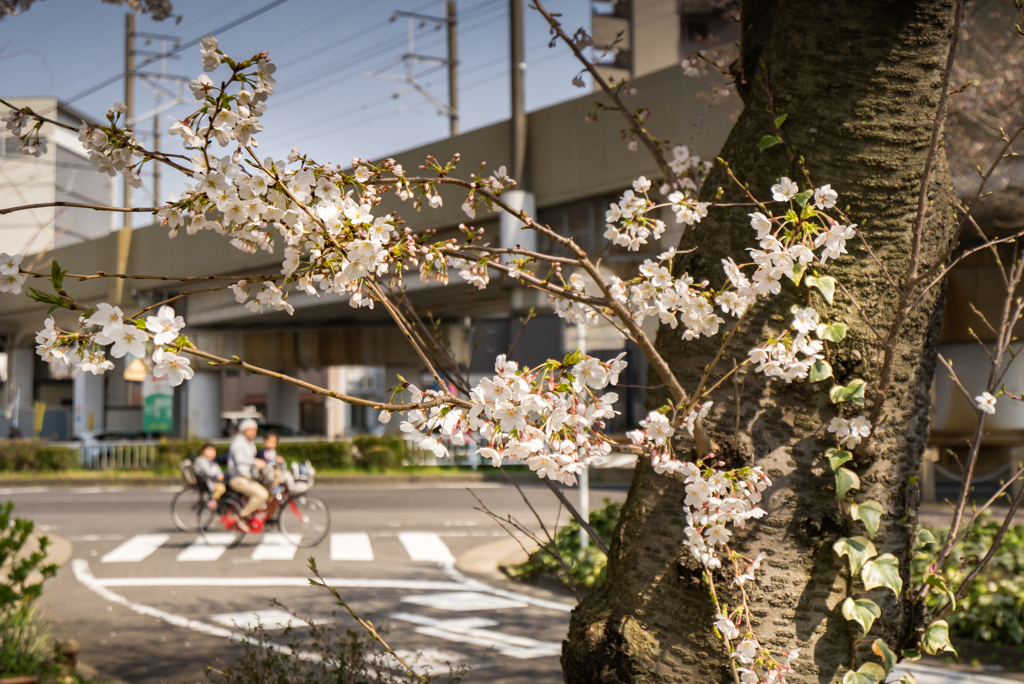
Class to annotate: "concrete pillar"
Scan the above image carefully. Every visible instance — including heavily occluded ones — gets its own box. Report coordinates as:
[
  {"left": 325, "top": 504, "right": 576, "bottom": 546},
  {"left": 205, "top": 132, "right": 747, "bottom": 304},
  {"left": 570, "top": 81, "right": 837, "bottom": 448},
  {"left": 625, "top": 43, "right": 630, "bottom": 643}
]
[
  {"left": 186, "top": 372, "right": 222, "bottom": 439},
  {"left": 73, "top": 370, "right": 105, "bottom": 438},
  {"left": 921, "top": 447, "right": 939, "bottom": 504},
  {"left": 9, "top": 347, "right": 34, "bottom": 434},
  {"left": 266, "top": 375, "right": 301, "bottom": 432},
  {"left": 326, "top": 366, "right": 348, "bottom": 439}
]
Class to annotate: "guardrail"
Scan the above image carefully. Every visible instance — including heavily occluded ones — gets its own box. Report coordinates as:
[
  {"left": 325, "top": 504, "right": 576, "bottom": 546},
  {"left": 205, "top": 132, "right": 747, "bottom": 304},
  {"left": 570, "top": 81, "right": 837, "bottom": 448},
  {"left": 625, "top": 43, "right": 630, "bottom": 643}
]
[{"left": 77, "top": 441, "right": 158, "bottom": 470}]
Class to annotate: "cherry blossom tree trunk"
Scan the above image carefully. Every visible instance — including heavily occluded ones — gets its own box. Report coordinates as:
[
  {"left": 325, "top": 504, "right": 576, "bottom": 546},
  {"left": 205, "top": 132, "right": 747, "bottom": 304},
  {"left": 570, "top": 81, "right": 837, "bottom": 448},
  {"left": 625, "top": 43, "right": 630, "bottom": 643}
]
[{"left": 562, "top": 1, "right": 959, "bottom": 682}]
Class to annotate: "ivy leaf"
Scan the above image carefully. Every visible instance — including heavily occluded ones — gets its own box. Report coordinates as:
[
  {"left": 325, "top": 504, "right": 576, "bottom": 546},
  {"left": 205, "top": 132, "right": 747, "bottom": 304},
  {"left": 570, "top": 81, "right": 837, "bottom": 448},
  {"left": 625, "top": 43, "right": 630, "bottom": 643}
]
[
  {"left": 804, "top": 274, "right": 836, "bottom": 304},
  {"left": 872, "top": 639, "right": 897, "bottom": 674},
  {"left": 809, "top": 359, "right": 833, "bottom": 383},
  {"left": 834, "top": 536, "right": 877, "bottom": 574},
  {"left": 924, "top": 573, "right": 955, "bottom": 611},
  {"left": 786, "top": 261, "right": 806, "bottom": 285},
  {"left": 759, "top": 135, "right": 783, "bottom": 151},
  {"left": 835, "top": 467, "right": 861, "bottom": 499},
  {"left": 922, "top": 620, "right": 956, "bottom": 655},
  {"left": 850, "top": 500, "right": 883, "bottom": 538},
  {"left": 842, "top": 668, "right": 881, "bottom": 684},
  {"left": 861, "top": 554, "right": 902, "bottom": 597},
  {"left": 841, "top": 597, "right": 881, "bottom": 636},
  {"left": 826, "top": 448, "right": 852, "bottom": 470},
  {"left": 815, "top": 322, "right": 848, "bottom": 343},
  {"left": 774, "top": 113, "right": 788, "bottom": 128},
  {"left": 793, "top": 189, "right": 814, "bottom": 207},
  {"left": 830, "top": 379, "right": 866, "bottom": 406},
  {"left": 901, "top": 648, "right": 921, "bottom": 662}
]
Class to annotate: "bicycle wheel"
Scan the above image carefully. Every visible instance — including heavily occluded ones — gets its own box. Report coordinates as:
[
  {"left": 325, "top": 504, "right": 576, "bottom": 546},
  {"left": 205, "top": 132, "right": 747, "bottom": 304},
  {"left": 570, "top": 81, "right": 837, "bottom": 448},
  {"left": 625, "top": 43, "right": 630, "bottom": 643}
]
[
  {"left": 198, "top": 501, "right": 246, "bottom": 548},
  {"left": 279, "top": 494, "right": 330, "bottom": 547},
  {"left": 171, "top": 488, "right": 204, "bottom": 531}
]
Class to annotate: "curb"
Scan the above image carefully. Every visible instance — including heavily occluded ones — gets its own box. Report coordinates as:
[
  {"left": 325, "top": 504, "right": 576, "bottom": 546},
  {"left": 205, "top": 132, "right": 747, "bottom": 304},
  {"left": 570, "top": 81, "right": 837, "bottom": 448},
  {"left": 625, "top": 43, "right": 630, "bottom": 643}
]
[{"left": 0, "top": 471, "right": 635, "bottom": 488}]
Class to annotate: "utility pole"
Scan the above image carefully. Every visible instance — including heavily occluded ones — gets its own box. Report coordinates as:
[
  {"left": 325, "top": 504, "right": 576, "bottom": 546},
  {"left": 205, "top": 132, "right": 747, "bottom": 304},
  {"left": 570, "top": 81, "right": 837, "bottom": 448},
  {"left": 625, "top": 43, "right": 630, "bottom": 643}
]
[
  {"left": 152, "top": 93, "right": 161, "bottom": 206},
  {"left": 113, "top": 12, "right": 136, "bottom": 306},
  {"left": 510, "top": 0, "right": 526, "bottom": 184},
  {"left": 367, "top": 7, "right": 459, "bottom": 137},
  {"left": 447, "top": 1, "right": 459, "bottom": 136}
]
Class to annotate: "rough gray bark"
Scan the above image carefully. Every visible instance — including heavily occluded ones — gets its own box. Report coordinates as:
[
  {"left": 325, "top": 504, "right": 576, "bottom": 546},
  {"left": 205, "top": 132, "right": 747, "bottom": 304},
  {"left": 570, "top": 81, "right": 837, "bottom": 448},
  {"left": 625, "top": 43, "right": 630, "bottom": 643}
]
[{"left": 562, "top": 1, "right": 959, "bottom": 682}]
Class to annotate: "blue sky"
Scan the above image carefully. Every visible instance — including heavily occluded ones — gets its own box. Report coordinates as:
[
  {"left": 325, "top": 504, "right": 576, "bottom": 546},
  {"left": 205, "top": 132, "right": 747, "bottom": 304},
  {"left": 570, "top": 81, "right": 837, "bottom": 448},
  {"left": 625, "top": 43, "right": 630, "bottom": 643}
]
[{"left": 1, "top": 0, "right": 592, "bottom": 214}]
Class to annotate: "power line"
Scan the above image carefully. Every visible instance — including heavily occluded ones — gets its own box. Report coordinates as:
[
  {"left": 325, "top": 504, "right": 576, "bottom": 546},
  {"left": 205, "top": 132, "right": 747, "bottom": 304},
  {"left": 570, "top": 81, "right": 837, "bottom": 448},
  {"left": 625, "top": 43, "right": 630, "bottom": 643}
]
[{"left": 64, "top": 0, "right": 291, "bottom": 105}]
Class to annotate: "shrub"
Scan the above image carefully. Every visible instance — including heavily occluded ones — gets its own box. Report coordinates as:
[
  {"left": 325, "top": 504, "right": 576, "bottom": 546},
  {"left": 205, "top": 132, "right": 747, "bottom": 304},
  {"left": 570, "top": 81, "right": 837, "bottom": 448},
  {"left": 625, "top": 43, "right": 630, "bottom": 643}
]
[
  {"left": 0, "top": 440, "right": 78, "bottom": 472},
  {"left": 352, "top": 435, "right": 407, "bottom": 472},
  {"left": 918, "top": 513, "right": 1024, "bottom": 645},
  {"left": 276, "top": 441, "right": 354, "bottom": 470},
  {"left": 507, "top": 498, "right": 622, "bottom": 591}
]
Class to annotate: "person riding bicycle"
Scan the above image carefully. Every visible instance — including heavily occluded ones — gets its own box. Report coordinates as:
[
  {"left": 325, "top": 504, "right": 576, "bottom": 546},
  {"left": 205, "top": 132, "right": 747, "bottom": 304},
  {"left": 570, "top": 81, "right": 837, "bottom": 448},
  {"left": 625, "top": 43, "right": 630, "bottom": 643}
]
[
  {"left": 227, "top": 419, "right": 268, "bottom": 532},
  {"left": 193, "top": 443, "right": 225, "bottom": 509},
  {"left": 257, "top": 430, "right": 285, "bottom": 494}
]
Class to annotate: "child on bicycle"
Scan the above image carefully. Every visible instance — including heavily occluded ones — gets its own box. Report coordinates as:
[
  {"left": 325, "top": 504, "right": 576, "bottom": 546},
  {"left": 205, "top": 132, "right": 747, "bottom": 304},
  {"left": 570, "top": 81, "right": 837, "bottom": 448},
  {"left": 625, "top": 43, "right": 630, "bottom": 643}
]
[{"left": 193, "top": 443, "right": 225, "bottom": 509}]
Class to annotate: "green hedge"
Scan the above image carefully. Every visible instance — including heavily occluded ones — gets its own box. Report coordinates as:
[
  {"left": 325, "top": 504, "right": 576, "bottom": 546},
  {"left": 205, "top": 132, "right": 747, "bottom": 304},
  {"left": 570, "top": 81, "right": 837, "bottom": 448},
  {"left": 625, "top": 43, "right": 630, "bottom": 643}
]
[
  {"left": 919, "top": 513, "right": 1024, "bottom": 645},
  {"left": 0, "top": 440, "right": 78, "bottom": 472}
]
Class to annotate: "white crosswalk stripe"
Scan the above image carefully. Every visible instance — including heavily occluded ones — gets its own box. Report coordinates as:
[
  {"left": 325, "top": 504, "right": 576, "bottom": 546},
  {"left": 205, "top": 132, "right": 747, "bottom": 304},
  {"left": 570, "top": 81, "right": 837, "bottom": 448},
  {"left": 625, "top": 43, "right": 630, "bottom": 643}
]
[
  {"left": 330, "top": 532, "right": 374, "bottom": 561},
  {"left": 96, "top": 530, "right": 458, "bottom": 564},
  {"left": 398, "top": 532, "right": 455, "bottom": 563},
  {"left": 101, "top": 534, "right": 169, "bottom": 563},
  {"left": 176, "top": 534, "right": 236, "bottom": 562},
  {"left": 250, "top": 533, "right": 300, "bottom": 561}
]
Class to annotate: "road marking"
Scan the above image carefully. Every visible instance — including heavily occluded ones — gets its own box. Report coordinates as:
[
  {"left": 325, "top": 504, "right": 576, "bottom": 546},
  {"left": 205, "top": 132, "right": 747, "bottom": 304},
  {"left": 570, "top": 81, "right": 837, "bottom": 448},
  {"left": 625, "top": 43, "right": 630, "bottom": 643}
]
[
  {"left": 392, "top": 612, "right": 561, "bottom": 659},
  {"left": 441, "top": 564, "right": 573, "bottom": 613},
  {"left": 392, "top": 648, "right": 474, "bottom": 676},
  {"left": 72, "top": 560, "right": 318, "bottom": 661},
  {"left": 398, "top": 532, "right": 455, "bottom": 563},
  {"left": 330, "top": 533, "right": 374, "bottom": 561},
  {"left": 250, "top": 533, "right": 300, "bottom": 561},
  {"left": 177, "top": 534, "right": 237, "bottom": 562},
  {"left": 70, "top": 487, "right": 125, "bottom": 494},
  {"left": 89, "top": 576, "right": 469, "bottom": 590},
  {"left": 210, "top": 609, "right": 330, "bottom": 630},
  {"left": 402, "top": 591, "right": 527, "bottom": 612},
  {"left": 101, "top": 534, "right": 169, "bottom": 563},
  {"left": 0, "top": 487, "right": 49, "bottom": 495}
]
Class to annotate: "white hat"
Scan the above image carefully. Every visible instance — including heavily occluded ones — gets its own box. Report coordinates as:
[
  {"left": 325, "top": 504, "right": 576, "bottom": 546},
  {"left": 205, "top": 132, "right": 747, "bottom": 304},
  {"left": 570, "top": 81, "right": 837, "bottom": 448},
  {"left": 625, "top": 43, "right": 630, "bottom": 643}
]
[{"left": 238, "top": 418, "right": 259, "bottom": 433}]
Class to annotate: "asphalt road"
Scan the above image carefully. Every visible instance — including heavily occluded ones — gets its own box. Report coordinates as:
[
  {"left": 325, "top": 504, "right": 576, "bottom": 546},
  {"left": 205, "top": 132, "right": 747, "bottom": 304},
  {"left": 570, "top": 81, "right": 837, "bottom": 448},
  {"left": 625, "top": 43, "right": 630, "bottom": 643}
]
[{"left": 2, "top": 482, "right": 628, "bottom": 684}]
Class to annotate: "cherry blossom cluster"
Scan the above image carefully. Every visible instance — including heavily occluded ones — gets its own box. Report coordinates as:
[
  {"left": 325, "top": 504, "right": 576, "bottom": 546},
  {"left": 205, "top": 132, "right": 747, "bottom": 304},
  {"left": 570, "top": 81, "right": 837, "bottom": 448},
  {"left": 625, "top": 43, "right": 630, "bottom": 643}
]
[
  {"left": 32, "top": 303, "right": 193, "bottom": 386},
  {"left": 0, "top": 253, "right": 26, "bottom": 294},
  {"left": 2, "top": 107, "right": 47, "bottom": 156},
  {"left": 745, "top": 308, "right": 825, "bottom": 384},
  {"left": 614, "top": 249, "right": 724, "bottom": 340},
  {"left": 77, "top": 103, "right": 144, "bottom": 188},
  {"left": 712, "top": 613, "right": 799, "bottom": 684},
  {"left": 826, "top": 416, "right": 872, "bottom": 449},
  {"left": 603, "top": 177, "right": 669, "bottom": 250},
  {"left": 395, "top": 352, "right": 627, "bottom": 485}
]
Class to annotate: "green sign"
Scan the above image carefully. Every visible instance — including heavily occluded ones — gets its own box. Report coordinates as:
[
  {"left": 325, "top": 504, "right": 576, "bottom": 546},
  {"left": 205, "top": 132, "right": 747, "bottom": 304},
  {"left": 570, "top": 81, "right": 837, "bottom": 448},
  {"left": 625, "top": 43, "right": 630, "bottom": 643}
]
[{"left": 142, "top": 375, "right": 173, "bottom": 433}]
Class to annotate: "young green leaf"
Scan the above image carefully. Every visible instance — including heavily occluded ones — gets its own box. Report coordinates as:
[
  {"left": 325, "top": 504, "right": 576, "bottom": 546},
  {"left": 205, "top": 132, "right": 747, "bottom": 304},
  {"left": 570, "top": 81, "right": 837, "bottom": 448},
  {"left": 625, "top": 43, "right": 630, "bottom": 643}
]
[
  {"left": 872, "top": 639, "right": 897, "bottom": 674},
  {"left": 923, "top": 573, "right": 955, "bottom": 611},
  {"left": 809, "top": 359, "right": 833, "bottom": 383},
  {"left": 922, "top": 620, "right": 956, "bottom": 655},
  {"left": 793, "top": 189, "right": 814, "bottom": 207},
  {"left": 815, "top": 322, "right": 848, "bottom": 343},
  {"left": 830, "top": 379, "right": 866, "bottom": 406},
  {"left": 759, "top": 135, "right": 783, "bottom": 151},
  {"left": 833, "top": 535, "right": 877, "bottom": 574},
  {"left": 841, "top": 597, "right": 881, "bottom": 636},
  {"left": 804, "top": 274, "right": 836, "bottom": 304},
  {"left": 835, "top": 467, "right": 861, "bottom": 499},
  {"left": 774, "top": 113, "right": 788, "bottom": 128},
  {"left": 51, "top": 259, "right": 66, "bottom": 291},
  {"left": 826, "top": 448, "right": 852, "bottom": 470},
  {"left": 850, "top": 500, "right": 883, "bottom": 538},
  {"left": 861, "top": 553, "right": 902, "bottom": 597},
  {"left": 899, "top": 675, "right": 917, "bottom": 684},
  {"left": 786, "top": 261, "right": 806, "bottom": 285}
]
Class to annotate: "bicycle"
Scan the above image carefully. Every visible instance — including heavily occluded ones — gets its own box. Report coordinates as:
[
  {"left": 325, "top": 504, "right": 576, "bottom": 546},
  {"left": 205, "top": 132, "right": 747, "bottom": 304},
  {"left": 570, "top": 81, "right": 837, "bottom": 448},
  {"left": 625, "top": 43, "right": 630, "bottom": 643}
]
[
  {"left": 170, "top": 458, "right": 212, "bottom": 531},
  {"left": 197, "top": 464, "right": 329, "bottom": 548}
]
